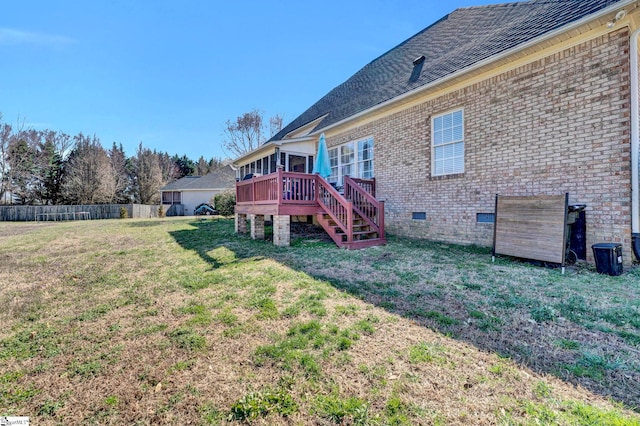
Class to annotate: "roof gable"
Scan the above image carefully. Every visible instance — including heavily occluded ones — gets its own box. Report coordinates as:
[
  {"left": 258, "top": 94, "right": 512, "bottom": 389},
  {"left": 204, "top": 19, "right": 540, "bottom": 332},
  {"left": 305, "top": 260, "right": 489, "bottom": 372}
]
[{"left": 272, "top": 0, "right": 622, "bottom": 141}]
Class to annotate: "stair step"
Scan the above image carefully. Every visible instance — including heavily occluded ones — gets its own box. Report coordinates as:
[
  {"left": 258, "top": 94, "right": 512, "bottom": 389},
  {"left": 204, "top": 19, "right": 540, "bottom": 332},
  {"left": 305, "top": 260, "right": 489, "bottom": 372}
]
[
  {"left": 352, "top": 230, "right": 376, "bottom": 236},
  {"left": 316, "top": 201, "right": 385, "bottom": 249}
]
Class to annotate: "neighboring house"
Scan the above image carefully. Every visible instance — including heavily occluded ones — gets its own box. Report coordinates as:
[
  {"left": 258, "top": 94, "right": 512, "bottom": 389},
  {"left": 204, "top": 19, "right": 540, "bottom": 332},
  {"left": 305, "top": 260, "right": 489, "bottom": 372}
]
[
  {"left": 160, "top": 166, "right": 236, "bottom": 216},
  {"left": 234, "top": 0, "right": 640, "bottom": 265}
]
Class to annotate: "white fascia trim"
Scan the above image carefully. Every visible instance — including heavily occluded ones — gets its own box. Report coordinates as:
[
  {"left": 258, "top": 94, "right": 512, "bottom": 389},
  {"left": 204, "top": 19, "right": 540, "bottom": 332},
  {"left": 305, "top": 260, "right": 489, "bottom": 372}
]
[
  {"left": 310, "top": 0, "right": 637, "bottom": 136},
  {"left": 282, "top": 114, "right": 329, "bottom": 139},
  {"left": 630, "top": 27, "right": 640, "bottom": 233},
  {"left": 232, "top": 136, "right": 316, "bottom": 166},
  {"left": 232, "top": 141, "right": 281, "bottom": 166}
]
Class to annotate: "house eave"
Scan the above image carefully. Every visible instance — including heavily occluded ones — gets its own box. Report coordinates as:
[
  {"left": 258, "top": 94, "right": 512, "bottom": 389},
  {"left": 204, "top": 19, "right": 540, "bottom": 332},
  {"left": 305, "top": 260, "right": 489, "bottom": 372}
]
[
  {"left": 232, "top": 136, "right": 315, "bottom": 167},
  {"left": 279, "top": 114, "right": 329, "bottom": 140},
  {"left": 309, "top": 0, "right": 637, "bottom": 137}
]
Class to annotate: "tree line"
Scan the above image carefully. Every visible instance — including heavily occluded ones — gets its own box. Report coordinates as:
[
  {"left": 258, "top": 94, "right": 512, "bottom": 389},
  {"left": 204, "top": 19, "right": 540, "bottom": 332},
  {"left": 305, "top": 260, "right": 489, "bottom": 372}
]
[{"left": 0, "top": 114, "right": 225, "bottom": 205}]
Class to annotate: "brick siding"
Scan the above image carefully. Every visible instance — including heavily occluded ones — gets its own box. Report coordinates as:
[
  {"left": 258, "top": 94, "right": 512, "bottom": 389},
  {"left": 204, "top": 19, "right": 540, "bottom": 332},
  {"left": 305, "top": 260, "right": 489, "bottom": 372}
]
[
  {"left": 326, "top": 29, "right": 634, "bottom": 264},
  {"left": 273, "top": 215, "right": 291, "bottom": 247}
]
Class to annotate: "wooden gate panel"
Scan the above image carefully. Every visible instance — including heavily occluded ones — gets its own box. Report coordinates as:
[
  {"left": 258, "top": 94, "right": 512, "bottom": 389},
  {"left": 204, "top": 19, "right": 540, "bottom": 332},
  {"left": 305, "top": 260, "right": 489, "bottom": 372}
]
[{"left": 493, "top": 194, "right": 568, "bottom": 264}]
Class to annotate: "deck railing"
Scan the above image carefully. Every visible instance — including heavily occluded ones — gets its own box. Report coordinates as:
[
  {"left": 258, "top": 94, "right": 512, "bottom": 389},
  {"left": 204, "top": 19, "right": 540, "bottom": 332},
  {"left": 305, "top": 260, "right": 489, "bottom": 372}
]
[
  {"left": 349, "top": 177, "right": 376, "bottom": 197},
  {"left": 236, "top": 169, "right": 319, "bottom": 206},
  {"left": 316, "top": 177, "right": 353, "bottom": 243},
  {"left": 344, "top": 176, "right": 385, "bottom": 240},
  {"left": 282, "top": 171, "right": 318, "bottom": 205},
  {"left": 236, "top": 171, "right": 382, "bottom": 244}
]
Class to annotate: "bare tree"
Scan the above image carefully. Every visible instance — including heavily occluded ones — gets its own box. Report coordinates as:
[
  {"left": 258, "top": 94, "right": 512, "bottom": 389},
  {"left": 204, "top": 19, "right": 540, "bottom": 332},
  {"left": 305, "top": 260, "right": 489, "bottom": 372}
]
[
  {"left": 0, "top": 117, "right": 73, "bottom": 205},
  {"left": 64, "top": 134, "right": 115, "bottom": 204},
  {"left": 157, "top": 151, "right": 180, "bottom": 184},
  {"left": 132, "top": 143, "right": 163, "bottom": 204},
  {"left": 269, "top": 114, "right": 284, "bottom": 139},
  {"left": 208, "top": 157, "right": 225, "bottom": 172},
  {"left": 222, "top": 109, "right": 264, "bottom": 158},
  {"left": 195, "top": 156, "right": 209, "bottom": 176},
  {"left": 43, "top": 129, "right": 73, "bottom": 161},
  {"left": 222, "top": 109, "right": 284, "bottom": 158}
]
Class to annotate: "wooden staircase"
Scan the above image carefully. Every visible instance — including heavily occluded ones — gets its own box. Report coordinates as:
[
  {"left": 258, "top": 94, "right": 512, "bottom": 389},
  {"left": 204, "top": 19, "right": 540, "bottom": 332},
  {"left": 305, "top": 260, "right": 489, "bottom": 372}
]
[{"left": 315, "top": 176, "right": 386, "bottom": 249}]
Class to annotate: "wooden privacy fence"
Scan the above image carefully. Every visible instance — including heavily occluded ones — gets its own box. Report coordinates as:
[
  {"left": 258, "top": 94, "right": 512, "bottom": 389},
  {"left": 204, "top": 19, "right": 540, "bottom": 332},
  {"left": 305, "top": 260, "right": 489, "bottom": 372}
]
[{"left": 0, "top": 204, "right": 162, "bottom": 222}]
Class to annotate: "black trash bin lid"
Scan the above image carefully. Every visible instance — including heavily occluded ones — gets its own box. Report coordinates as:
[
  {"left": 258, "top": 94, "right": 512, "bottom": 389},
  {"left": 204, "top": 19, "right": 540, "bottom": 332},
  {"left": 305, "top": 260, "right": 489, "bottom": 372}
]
[{"left": 592, "top": 243, "right": 622, "bottom": 249}]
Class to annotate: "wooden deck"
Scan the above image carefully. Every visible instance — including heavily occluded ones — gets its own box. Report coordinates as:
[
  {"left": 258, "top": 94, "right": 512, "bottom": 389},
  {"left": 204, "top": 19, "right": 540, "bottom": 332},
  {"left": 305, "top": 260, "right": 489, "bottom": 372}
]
[
  {"left": 235, "top": 170, "right": 323, "bottom": 216},
  {"left": 236, "top": 170, "right": 385, "bottom": 249}
]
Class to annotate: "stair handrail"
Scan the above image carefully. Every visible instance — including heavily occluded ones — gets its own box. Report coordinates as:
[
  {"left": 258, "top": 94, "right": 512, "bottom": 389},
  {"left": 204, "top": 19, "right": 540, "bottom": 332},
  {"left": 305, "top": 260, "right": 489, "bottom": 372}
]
[
  {"left": 315, "top": 175, "right": 353, "bottom": 243},
  {"left": 349, "top": 177, "right": 376, "bottom": 197},
  {"left": 344, "top": 176, "right": 385, "bottom": 240}
]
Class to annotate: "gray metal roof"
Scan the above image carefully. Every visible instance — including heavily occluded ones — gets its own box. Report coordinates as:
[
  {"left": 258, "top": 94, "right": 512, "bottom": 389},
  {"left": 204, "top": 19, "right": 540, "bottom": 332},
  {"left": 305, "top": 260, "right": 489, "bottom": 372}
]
[
  {"left": 160, "top": 165, "right": 236, "bottom": 191},
  {"left": 271, "top": 0, "right": 622, "bottom": 141}
]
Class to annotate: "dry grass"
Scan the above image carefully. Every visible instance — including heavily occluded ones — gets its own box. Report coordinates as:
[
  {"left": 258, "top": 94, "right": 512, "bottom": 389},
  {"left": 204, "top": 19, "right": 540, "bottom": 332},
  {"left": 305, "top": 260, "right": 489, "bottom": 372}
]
[{"left": 0, "top": 218, "right": 638, "bottom": 425}]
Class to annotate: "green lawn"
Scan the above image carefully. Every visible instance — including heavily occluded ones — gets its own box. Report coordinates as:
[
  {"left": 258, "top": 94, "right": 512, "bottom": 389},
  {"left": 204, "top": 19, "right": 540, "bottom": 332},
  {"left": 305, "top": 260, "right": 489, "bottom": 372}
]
[{"left": 0, "top": 217, "right": 638, "bottom": 425}]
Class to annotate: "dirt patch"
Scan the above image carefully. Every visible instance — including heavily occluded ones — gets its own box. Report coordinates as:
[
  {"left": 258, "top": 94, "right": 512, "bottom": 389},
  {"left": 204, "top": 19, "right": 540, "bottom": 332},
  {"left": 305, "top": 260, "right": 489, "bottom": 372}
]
[{"left": 290, "top": 222, "right": 333, "bottom": 243}]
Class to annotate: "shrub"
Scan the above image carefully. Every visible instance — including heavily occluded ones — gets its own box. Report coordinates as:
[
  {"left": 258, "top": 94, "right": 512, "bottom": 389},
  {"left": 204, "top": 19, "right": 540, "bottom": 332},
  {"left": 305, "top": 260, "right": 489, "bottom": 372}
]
[
  {"left": 214, "top": 191, "right": 236, "bottom": 217},
  {"left": 119, "top": 207, "right": 129, "bottom": 219},
  {"left": 158, "top": 205, "right": 165, "bottom": 218}
]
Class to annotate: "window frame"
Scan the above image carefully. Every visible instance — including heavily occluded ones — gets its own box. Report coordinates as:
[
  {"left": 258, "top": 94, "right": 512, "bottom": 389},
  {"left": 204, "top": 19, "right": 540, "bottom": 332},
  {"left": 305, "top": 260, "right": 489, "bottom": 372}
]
[
  {"left": 357, "top": 138, "right": 374, "bottom": 179},
  {"left": 431, "top": 108, "right": 464, "bottom": 177},
  {"left": 162, "top": 191, "right": 181, "bottom": 205},
  {"left": 328, "top": 136, "right": 374, "bottom": 186}
]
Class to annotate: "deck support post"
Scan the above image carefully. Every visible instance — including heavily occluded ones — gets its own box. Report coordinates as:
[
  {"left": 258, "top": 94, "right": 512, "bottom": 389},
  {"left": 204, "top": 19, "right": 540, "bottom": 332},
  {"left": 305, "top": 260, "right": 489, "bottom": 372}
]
[
  {"left": 251, "top": 214, "right": 265, "bottom": 240},
  {"left": 235, "top": 213, "right": 248, "bottom": 234},
  {"left": 273, "top": 215, "right": 290, "bottom": 247}
]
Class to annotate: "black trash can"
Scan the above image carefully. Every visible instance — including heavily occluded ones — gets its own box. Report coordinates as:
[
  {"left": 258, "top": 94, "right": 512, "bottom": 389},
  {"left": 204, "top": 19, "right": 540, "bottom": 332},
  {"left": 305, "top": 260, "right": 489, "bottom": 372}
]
[
  {"left": 567, "top": 204, "right": 587, "bottom": 261},
  {"left": 592, "top": 243, "right": 623, "bottom": 276}
]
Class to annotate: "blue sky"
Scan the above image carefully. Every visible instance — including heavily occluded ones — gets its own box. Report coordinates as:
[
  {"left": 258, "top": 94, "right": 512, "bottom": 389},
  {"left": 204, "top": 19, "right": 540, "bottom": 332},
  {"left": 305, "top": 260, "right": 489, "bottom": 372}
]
[{"left": 1, "top": 0, "right": 515, "bottom": 161}]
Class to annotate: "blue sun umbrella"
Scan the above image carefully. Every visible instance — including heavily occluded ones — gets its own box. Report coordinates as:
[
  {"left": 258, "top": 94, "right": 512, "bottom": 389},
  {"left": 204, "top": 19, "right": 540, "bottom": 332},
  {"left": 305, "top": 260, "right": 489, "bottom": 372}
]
[{"left": 312, "top": 133, "right": 331, "bottom": 178}]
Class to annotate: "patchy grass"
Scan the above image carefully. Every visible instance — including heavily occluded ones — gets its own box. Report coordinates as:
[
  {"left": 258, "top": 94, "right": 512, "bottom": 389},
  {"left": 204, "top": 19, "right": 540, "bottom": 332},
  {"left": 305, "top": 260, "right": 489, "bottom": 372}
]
[
  {"left": 229, "top": 384, "right": 298, "bottom": 422},
  {"left": 0, "top": 217, "right": 638, "bottom": 424},
  {"left": 281, "top": 232, "right": 640, "bottom": 411}
]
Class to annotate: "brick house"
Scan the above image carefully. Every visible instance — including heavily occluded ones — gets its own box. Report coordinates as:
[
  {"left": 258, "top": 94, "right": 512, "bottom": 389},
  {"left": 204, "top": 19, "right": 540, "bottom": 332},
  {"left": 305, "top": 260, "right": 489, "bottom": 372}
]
[{"left": 234, "top": 0, "right": 640, "bottom": 264}]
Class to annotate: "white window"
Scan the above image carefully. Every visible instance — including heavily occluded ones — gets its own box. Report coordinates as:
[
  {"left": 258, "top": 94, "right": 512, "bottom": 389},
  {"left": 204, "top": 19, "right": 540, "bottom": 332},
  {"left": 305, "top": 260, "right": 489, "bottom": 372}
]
[
  {"left": 340, "top": 143, "right": 355, "bottom": 182},
  {"left": 357, "top": 138, "right": 374, "bottom": 179},
  {"left": 432, "top": 109, "right": 464, "bottom": 176},
  {"left": 328, "top": 147, "right": 339, "bottom": 185},
  {"left": 162, "top": 191, "right": 181, "bottom": 205},
  {"left": 327, "top": 137, "right": 374, "bottom": 187}
]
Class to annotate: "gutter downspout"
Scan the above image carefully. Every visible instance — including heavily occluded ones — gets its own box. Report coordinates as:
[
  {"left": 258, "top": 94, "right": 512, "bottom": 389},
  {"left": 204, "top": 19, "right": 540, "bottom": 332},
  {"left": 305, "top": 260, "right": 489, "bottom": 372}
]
[{"left": 631, "top": 27, "right": 640, "bottom": 261}]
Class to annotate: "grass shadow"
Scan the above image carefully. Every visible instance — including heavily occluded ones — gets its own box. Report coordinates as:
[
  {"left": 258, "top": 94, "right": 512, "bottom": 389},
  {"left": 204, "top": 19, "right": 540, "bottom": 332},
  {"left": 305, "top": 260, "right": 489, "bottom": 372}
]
[
  {"left": 126, "top": 220, "right": 166, "bottom": 227},
  {"left": 168, "top": 218, "right": 640, "bottom": 411},
  {"left": 168, "top": 218, "right": 273, "bottom": 270}
]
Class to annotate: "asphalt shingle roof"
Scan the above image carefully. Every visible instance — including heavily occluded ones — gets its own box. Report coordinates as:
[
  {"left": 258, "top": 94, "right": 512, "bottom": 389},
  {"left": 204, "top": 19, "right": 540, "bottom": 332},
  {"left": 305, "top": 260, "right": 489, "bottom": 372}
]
[
  {"left": 160, "top": 166, "right": 236, "bottom": 191},
  {"left": 271, "top": 0, "right": 622, "bottom": 141}
]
